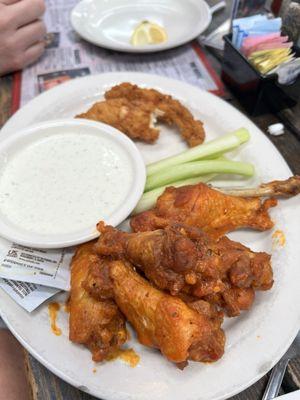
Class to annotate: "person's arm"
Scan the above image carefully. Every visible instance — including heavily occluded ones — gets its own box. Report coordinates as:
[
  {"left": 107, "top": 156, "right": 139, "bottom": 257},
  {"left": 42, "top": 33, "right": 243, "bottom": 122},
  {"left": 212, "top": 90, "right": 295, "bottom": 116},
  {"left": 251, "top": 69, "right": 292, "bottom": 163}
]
[
  {"left": 0, "top": 0, "right": 46, "bottom": 76},
  {"left": 0, "top": 329, "right": 30, "bottom": 400}
]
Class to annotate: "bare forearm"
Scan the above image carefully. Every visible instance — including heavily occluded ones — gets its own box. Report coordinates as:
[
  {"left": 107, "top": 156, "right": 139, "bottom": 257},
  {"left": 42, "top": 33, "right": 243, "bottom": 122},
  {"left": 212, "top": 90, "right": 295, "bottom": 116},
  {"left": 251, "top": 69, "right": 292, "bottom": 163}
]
[{"left": 0, "top": 329, "right": 30, "bottom": 400}]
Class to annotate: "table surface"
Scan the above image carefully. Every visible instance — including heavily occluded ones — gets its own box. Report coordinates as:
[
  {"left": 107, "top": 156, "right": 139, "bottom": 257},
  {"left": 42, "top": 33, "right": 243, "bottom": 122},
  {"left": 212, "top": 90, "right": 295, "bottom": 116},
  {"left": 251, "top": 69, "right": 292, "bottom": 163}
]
[{"left": 0, "top": 1, "right": 300, "bottom": 399}]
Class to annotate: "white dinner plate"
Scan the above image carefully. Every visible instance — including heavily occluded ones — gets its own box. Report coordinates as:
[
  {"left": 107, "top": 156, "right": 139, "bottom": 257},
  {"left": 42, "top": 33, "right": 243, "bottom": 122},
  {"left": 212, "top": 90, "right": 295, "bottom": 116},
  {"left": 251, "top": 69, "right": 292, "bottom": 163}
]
[
  {"left": 71, "top": 0, "right": 213, "bottom": 53},
  {"left": 0, "top": 73, "right": 300, "bottom": 400},
  {"left": 0, "top": 119, "right": 145, "bottom": 249}
]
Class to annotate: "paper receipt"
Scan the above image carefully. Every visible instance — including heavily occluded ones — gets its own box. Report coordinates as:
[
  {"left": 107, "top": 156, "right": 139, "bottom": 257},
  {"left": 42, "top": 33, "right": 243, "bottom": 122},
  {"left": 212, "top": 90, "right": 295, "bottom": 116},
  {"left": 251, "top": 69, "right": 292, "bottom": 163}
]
[
  {"left": 0, "top": 278, "right": 60, "bottom": 312},
  {"left": 0, "top": 240, "right": 73, "bottom": 291}
]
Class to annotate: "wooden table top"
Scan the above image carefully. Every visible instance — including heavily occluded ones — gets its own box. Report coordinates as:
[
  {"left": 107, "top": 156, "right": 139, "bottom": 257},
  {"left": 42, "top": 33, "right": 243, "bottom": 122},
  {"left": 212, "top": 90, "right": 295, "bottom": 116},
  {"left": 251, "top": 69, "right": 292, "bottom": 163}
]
[{"left": 0, "top": 1, "right": 300, "bottom": 399}]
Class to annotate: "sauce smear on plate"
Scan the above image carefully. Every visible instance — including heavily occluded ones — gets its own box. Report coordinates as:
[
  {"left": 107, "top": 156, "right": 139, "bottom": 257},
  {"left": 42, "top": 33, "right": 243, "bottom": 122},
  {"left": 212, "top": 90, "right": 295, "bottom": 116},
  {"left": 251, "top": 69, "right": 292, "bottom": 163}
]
[
  {"left": 107, "top": 348, "right": 140, "bottom": 367},
  {"left": 48, "top": 302, "right": 62, "bottom": 336}
]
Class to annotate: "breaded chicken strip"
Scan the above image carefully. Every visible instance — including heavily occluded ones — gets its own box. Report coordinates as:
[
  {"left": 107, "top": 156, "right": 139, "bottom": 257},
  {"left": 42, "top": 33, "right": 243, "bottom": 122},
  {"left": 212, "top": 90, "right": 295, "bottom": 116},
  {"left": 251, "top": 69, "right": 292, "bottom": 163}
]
[
  {"left": 77, "top": 83, "right": 205, "bottom": 147},
  {"left": 77, "top": 97, "right": 161, "bottom": 143}
]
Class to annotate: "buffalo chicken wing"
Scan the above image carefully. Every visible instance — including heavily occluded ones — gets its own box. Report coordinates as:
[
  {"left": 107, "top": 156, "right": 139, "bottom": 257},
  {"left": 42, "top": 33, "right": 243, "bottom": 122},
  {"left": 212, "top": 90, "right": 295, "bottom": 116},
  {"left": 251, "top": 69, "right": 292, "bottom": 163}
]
[
  {"left": 131, "top": 183, "right": 277, "bottom": 238},
  {"left": 96, "top": 222, "right": 273, "bottom": 316},
  {"left": 69, "top": 242, "right": 127, "bottom": 361},
  {"left": 131, "top": 177, "right": 300, "bottom": 238},
  {"left": 84, "top": 258, "right": 225, "bottom": 365}
]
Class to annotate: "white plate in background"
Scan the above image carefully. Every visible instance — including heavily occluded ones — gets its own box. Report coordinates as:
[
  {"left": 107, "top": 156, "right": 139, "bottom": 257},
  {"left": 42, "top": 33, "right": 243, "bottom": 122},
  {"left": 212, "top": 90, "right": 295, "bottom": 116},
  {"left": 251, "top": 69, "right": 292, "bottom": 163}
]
[
  {"left": 71, "top": 0, "right": 214, "bottom": 53},
  {"left": 0, "top": 73, "right": 300, "bottom": 400}
]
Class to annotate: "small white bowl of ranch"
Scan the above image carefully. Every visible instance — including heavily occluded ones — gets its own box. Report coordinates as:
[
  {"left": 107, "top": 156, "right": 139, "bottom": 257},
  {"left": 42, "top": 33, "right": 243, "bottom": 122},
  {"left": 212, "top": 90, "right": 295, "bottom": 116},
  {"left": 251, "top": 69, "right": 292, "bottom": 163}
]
[{"left": 0, "top": 119, "right": 146, "bottom": 248}]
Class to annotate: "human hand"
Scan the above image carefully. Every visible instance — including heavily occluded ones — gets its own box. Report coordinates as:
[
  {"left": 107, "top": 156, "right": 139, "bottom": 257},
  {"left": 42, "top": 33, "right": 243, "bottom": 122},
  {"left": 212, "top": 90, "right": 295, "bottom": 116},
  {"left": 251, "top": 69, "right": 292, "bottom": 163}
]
[{"left": 0, "top": 0, "right": 46, "bottom": 76}]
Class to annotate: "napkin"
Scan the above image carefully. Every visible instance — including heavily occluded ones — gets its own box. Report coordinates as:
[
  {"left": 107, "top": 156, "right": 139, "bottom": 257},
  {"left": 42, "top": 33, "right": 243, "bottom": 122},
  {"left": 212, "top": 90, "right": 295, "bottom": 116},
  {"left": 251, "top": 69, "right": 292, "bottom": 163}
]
[{"left": 274, "top": 390, "right": 300, "bottom": 399}]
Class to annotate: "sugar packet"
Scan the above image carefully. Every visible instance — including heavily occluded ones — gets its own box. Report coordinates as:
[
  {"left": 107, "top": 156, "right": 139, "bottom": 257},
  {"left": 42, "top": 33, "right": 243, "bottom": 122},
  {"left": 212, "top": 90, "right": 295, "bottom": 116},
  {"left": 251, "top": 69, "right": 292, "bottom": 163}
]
[
  {"left": 245, "top": 40, "right": 292, "bottom": 57},
  {"left": 232, "top": 14, "right": 267, "bottom": 46},
  {"left": 233, "top": 15, "right": 282, "bottom": 49},
  {"left": 249, "top": 48, "right": 294, "bottom": 74},
  {"left": 241, "top": 33, "right": 284, "bottom": 55}
]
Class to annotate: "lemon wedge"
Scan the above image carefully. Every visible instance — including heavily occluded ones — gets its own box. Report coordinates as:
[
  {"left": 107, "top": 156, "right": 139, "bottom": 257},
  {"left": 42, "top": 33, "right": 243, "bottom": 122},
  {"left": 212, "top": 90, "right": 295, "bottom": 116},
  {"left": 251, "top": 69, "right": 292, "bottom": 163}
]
[{"left": 131, "top": 20, "right": 168, "bottom": 46}]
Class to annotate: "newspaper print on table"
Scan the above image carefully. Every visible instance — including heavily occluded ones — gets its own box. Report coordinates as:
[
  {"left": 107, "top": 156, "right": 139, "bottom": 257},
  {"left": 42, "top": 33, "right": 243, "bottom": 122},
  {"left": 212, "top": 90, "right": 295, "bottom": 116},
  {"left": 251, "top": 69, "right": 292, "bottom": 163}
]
[
  {"left": 37, "top": 68, "right": 91, "bottom": 93},
  {"left": 20, "top": 0, "right": 219, "bottom": 105}
]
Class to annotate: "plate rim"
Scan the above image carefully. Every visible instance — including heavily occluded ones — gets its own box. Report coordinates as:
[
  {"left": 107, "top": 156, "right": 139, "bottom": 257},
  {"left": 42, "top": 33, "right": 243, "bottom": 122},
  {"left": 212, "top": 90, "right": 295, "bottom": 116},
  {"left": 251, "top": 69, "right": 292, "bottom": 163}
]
[
  {"left": 0, "top": 72, "right": 299, "bottom": 400},
  {"left": 2, "top": 306, "right": 300, "bottom": 400},
  {"left": 1, "top": 302, "right": 298, "bottom": 400}
]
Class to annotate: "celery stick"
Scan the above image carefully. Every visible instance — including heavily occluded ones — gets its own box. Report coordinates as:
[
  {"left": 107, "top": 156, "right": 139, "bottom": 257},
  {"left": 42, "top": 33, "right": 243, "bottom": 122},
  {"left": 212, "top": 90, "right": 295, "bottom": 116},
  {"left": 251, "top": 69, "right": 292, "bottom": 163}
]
[
  {"left": 147, "top": 128, "right": 250, "bottom": 176},
  {"left": 145, "top": 160, "right": 254, "bottom": 191},
  {"left": 133, "top": 175, "right": 216, "bottom": 215}
]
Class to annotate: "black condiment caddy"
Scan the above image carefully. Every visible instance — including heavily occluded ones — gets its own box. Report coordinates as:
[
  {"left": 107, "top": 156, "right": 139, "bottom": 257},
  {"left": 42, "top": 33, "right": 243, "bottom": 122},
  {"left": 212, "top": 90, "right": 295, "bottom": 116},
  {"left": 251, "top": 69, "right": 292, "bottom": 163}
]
[{"left": 221, "top": 33, "right": 300, "bottom": 116}]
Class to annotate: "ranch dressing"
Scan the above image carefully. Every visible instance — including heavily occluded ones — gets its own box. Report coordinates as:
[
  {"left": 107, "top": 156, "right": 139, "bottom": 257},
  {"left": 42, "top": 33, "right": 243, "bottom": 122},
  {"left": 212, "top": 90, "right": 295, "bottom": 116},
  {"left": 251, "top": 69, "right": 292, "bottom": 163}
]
[{"left": 0, "top": 132, "right": 133, "bottom": 235}]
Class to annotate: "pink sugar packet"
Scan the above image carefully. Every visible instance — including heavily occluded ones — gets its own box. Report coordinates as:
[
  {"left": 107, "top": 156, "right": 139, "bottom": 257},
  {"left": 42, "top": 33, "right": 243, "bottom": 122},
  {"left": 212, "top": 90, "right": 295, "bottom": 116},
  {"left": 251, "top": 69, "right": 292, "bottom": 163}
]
[
  {"left": 242, "top": 32, "right": 281, "bottom": 48},
  {"left": 246, "top": 41, "right": 292, "bottom": 57},
  {"left": 242, "top": 35, "right": 288, "bottom": 56}
]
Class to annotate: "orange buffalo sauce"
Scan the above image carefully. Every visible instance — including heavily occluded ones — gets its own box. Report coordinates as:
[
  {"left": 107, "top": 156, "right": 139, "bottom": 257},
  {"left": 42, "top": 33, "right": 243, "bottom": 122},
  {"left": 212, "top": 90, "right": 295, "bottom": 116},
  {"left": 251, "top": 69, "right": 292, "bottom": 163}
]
[
  {"left": 272, "top": 229, "right": 286, "bottom": 248},
  {"left": 107, "top": 348, "right": 140, "bottom": 368},
  {"left": 64, "top": 300, "right": 70, "bottom": 314},
  {"left": 48, "top": 302, "right": 62, "bottom": 336}
]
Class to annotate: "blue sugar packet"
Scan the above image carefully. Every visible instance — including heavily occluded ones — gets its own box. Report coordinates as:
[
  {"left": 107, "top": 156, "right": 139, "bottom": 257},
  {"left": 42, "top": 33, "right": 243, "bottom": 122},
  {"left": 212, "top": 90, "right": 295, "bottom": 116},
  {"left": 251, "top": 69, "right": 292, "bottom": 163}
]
[
  {"left": 236, "top": 30, "right": 248, "bottom": 49},
  {"left": 232, "top": 14, "right": 267, "bottom": 46},
  {"left": 233, "top": 14, "right": 267, "bottom": 28},
  {"left": 248, "top": 18, "right": 282, "bottom": 33},
  {"left": 232, "top": 26, "right": 240, "bottom": 46},
  {"left": 238, "top": 19, "right": 282, "bottom": 47},
  {"left": 246, "top": 30, "right": 280, "bottom": 36},
  {"left": 233, "top": 16, "right": 282, "bottom": 48}
]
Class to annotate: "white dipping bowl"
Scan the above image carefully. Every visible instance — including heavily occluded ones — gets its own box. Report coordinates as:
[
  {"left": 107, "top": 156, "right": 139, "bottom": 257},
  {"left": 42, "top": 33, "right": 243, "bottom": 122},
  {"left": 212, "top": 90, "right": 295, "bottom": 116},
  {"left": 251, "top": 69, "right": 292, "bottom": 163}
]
[{"left": 0, "top": 119, "right": 146, "bottom": 248}]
